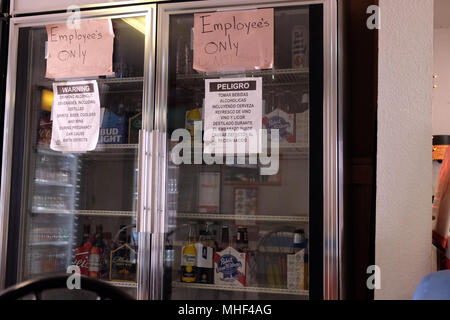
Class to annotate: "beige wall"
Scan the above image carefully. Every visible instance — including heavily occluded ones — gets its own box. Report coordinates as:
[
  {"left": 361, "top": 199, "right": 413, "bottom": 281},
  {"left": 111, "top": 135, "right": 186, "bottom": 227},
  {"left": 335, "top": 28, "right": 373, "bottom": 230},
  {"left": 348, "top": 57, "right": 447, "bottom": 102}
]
[
  {"left": 376, "top": 0, "right": 433, "bottom": 300},
  {"left": 433, "top": 27, "right": 450, "bottom": 135}
]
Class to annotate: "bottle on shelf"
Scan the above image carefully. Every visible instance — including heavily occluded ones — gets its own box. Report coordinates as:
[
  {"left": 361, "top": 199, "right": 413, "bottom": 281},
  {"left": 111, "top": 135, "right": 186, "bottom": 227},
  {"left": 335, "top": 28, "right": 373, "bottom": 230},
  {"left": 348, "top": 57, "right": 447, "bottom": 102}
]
[
  {"left": 101, "top": 231, "right": 112, "bottom": 280},
  {"left": 74, "top": 224, "right": 92, "bottom": 276},
  {"left": 181, "top": 225, "right": 197, "bottom": 283},
  {"left": 185, "top": 91, "right": 203, "bottom": 137},
  {"left": 195, "top": 226, "right": 214, "bottom": 284},
  {"left": 292, "top": 229, "right": 306, "bottom": 253},
  {"left": 127, "top": 233, "right": 137, "bottom": 276},
  {"left": 110, "top": 225, "right": 137, "bottom": 282},
  {"left": 236, "top": 227, "right": 250, "bottom": 252},
  {"left": 220, "top": 225, "right": 230, "bottom": 251},
  {"left": 236, "top": 227, "right": 243, "bottom": 252},
  {"left": 242, "top": 228, "right": 249, "bottom": 252},
  {"left": 203, "top": 222, "right": 218, "bottom": 250},
  {"left": 292, "top": 25, "right": 309, "bottom": 69},
  {"left": 118, "top": 225, "right": 127, "bottom": 246},
  {"left": 214, "top": 226, "right": 251, "bottom": 287},
  {"left": 88, "top": 225, "right": 104, "bottom": 278}
]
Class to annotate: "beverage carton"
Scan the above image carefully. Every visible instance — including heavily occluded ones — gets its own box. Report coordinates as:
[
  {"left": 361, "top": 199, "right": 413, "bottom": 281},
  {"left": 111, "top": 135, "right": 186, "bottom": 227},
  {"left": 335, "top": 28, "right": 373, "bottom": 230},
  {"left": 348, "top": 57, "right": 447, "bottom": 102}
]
[
  {"left": 194, "top": 242, "right": 214, "bottom": 284},
  {"left": 262, "top": 108, "right": 295, "bottom": 145},
  {"left": 214, "top": 247, "right": 247, "bottom": 287},
  {"left": 287, "top": 249, "right": 305, "bottom": 290}
]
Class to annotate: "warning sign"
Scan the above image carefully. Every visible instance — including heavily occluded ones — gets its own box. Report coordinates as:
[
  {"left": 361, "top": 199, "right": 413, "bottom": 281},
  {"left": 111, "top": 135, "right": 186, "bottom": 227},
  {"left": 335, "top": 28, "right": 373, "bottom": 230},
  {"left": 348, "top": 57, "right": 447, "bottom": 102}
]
[
  {"left": 50, "top": 80, "right": 100, "bottom": 152},
  {"left": 204, "top": 77, "right": 262, "bottom": 154}
]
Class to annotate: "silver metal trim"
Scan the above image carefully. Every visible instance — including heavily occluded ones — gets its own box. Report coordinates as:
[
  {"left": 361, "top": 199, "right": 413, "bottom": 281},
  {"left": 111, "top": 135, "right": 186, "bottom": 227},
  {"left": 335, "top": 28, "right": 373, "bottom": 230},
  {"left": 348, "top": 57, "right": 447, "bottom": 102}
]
[
  {"left": 10, "top": 5, "right": 156, "bottom": 26},
  {"left": 10, "top": 0, "right": 166, "bottom": 16},
  {"left": 137, "top": 231, "right": 152, "bottom": 299},
  {"left": 336, "top": 0, "right": 345, "bottom": 300},
  {"left": 0, "top": 19, "right": 19, "bottom": 290},
  {"left": 0, "top": 5, "right": 158, "bottom": 294},
  {"left": 146, "top": 130, "right": 156, "bottom": 234},
  {"left": 176, "top": 212, "right": 309, "bottom": 223},
  {"left": 148, "top": 130, "right": 166, "bottom": 300},
  {"left": 137, "top": 129, "right": 149, "bottom": 300},
  {"left": 323, "top": 0, "right": 339, "bottom": 300},
  {"left": 155, "top": 0, "right": 340, "bottom": 301},
  {"left": 137, "top": 130, "right": 145, "bottom": 233},
  {"left": 158, "top": 0, "right": 325, "bottom": 15}
]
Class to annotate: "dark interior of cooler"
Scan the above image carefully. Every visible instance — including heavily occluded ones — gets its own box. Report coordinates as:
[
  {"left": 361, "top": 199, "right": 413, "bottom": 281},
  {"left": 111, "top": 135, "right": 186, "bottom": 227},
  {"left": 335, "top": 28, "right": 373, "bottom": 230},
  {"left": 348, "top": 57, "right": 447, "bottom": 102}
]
[{"left": 77, "top": 152, "right": 138, "bottom": 212}]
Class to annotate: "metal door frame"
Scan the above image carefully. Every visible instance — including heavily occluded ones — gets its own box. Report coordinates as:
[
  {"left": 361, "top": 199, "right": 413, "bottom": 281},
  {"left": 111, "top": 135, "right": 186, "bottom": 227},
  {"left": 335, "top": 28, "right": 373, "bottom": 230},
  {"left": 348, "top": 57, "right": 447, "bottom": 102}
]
[
  {"left": 154, "top": 0, "right": 339, "bottom": 300},
  {"left": 0, "top": 4, "right": 157, "bottom": 298}
]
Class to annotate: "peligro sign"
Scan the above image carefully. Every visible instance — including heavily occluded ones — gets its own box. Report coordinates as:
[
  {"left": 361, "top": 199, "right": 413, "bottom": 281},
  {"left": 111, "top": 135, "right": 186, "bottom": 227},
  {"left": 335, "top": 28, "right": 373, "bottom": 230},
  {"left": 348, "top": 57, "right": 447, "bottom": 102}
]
[{"left": 209, "top": 80, "right": 257, "bottom": 92}]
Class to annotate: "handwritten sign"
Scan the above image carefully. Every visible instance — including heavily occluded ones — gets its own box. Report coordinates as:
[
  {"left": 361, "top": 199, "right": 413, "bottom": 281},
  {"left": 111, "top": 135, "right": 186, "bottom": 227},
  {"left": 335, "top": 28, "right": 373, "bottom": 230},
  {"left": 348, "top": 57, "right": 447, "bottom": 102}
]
[
  {"left": 193, "top": 9, "right": 273, "bottom": 73},
  {"left": 46, "top": 19, "right": 114, "bottom": 79},
  {"left": 50, "top": 80, "right": 101, "bottom": 152},
  {"left": 204, "top": 77, "right": 262, "bottom": 154}
]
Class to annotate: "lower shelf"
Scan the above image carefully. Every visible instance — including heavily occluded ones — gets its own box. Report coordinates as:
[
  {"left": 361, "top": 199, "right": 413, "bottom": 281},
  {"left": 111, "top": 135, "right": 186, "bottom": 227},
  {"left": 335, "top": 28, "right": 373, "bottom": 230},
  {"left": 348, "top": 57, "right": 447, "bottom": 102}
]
[
  {"left": 107, "top": 281, "right": 138, "bottom": 288},
  {"left": 31, "top": 208, "right": 136, "bottom": 217},
  {"left": 172, "top": 281, "right": 308, "bottom": 296},
  {"left": 177, "top": 213, "right": 309, "bottom": 223},
  {"left": 28, "top": 241, "right": 70, "bottom": 247}
]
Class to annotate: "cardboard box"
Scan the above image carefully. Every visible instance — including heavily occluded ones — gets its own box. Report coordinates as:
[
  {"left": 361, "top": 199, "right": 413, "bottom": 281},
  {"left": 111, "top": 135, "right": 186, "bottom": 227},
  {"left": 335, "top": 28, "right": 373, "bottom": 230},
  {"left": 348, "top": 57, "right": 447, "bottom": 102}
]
[
  {"left": 262, "top": 108, "right": 295, "bottom": 145},
  {"left": 214, "top": 247, "right": 247, "bottom": 287},
  {"left": 194, "top": 243, "right": 214, "bottom": 284},
  {"left": 287, "top": 249, "right": 305, "bottom": 290}
]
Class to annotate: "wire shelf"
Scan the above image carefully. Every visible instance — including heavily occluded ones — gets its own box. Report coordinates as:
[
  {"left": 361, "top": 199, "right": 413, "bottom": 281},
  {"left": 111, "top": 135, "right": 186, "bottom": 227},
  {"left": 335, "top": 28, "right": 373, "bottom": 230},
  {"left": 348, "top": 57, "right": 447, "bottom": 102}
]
[
  {"left": 172, "top": 281, "right": 309, "bottom": 296},
  {"left": 176, "top": 213, "right": 308, "bottom": 223},
  {"left": 31, "top": 208, "right": 136, "bottom": 217},
  {"left": 176, "top": 68, "right": 309, "bottom": 89}
]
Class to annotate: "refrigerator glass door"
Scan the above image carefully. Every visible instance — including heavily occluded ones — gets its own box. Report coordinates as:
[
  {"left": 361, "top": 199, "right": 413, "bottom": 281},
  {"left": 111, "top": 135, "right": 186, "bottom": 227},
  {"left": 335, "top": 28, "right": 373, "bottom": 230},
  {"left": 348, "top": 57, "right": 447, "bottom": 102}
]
[
  {"left": 2, "top": 6, "right": 155, "bottom": 299},
  {"left": 156, "top": 2, "right": 324, "bottom": 300}
]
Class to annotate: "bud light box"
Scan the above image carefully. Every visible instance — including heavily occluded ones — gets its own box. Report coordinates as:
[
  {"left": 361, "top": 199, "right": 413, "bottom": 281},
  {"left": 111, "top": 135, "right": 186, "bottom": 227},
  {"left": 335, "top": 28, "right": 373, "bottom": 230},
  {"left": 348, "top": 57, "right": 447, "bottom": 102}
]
[
  {"left": 214, "top": 247, "right": 247, "bottom": 287},
  {"left": 99, "top": 109, "right": 127, "bottom": 144}
]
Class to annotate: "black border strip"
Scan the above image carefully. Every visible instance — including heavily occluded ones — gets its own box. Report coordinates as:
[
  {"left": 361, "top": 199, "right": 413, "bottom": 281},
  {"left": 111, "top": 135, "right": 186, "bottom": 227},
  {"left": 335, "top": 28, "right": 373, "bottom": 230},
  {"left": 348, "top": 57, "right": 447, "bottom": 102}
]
[{"left": 309, "top": 3, "right": 324, "bottom": 301}]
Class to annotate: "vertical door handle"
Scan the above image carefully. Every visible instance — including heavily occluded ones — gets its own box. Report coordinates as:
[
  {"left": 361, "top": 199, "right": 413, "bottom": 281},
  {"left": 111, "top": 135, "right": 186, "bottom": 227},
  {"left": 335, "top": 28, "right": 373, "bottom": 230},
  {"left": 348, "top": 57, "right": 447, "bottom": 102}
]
[
  {"left": 149, "top": 130, "right": 158, "bottom": 234},
  {"left": 137, "top": 129, "right": 145, "bottom": 233}
]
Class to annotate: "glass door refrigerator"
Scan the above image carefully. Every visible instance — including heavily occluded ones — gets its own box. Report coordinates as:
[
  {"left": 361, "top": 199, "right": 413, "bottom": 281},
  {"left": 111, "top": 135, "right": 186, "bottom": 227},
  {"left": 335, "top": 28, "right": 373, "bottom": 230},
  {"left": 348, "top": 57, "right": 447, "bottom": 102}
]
[
  {"left": 153, "top": 0, "right": 338, "bottom": 300},
  {"left": 0, "top": 0, "right": 339, "bottom": 301},
  {"left": 0, "top": 4, "right": 156, "bottom": 299}
]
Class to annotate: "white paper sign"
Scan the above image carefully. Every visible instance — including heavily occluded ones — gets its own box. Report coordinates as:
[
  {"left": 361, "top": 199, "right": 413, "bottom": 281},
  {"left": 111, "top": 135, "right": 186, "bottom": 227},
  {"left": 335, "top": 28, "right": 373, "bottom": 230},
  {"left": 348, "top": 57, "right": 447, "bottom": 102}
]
[
  {"left": 204, "top": 77, "right": 262, "bottom": 154},
  {"left": 50, "top": 80, "right": 100, "bottom": 152},
  {"left": 46, "top": 19, "right": 115, "bottom": 79}
]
